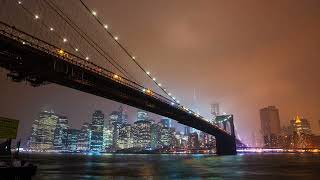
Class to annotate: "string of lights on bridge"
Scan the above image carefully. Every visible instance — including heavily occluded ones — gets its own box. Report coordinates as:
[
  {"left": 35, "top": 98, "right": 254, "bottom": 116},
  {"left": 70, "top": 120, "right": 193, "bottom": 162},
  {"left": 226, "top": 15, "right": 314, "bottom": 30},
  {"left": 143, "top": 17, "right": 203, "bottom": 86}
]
[{"left": 15, "top": 0, "right": 229, "bottom": 127}]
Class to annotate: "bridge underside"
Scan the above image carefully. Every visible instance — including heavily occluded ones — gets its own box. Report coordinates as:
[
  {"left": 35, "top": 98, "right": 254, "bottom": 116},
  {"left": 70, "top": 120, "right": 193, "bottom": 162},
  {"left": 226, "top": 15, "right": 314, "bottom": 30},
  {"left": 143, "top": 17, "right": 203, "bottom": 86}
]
[{"left": 0, "top": 33, "right": 236, "bottom": 155}]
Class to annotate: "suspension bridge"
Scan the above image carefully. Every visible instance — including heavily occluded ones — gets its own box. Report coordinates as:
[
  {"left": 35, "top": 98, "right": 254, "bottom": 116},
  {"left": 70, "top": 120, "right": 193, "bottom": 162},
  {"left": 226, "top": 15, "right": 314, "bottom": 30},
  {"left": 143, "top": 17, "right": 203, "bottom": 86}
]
[{"left": 0, "top": 0, "right": 238, "bottom": 155}]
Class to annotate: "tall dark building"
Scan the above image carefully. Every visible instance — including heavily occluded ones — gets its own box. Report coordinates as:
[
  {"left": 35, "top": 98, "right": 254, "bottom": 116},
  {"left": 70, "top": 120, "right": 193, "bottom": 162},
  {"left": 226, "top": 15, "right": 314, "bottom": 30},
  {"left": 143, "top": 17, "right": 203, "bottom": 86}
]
[
  {"left": 151, "top": 123, "right": 161, "bottom": 149},
  {"left": 260, "top": 106, "right": 281, "bottom": 137},
  {"left": 77, "top": 122, "right": 90, "bottom": 152},
  {"left": 90, "top": 110, "right": 104, "bottom": 152},
  {"left": 66, "top": 129, "right": 80, "bottom": 152},
  {"left": 53, "top": 116, "right": 69, "bottom": 151},
  {"left": 184, "top": 126, "right": 191, "bottom": 136}
]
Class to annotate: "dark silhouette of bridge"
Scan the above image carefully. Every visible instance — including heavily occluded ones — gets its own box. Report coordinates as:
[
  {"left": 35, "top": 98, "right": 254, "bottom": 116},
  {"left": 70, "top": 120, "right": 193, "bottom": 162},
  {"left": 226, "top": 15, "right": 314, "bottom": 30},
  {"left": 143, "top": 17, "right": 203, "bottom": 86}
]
[{"left": 0, "top": 1, "right": 238, "bottom": 155}]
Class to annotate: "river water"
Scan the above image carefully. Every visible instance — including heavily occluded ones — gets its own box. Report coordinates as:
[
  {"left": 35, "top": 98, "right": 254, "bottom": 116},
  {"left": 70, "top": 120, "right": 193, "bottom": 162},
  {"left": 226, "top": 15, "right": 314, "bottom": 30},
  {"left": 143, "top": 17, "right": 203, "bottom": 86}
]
[{"left": 19, "top": 153, "right": 320, "bottom": 179}]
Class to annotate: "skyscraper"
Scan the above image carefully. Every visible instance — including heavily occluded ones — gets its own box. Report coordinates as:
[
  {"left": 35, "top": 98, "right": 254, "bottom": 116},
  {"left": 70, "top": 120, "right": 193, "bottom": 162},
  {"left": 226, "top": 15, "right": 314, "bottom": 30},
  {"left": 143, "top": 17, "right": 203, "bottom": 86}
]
[
  {"left": 102, "top": 126, "right": 113, "bottom": 151},
  {"left": 159, "top": 118, "right": 172, "bottom": 128},
  {"left": 151, "top": 123, "right": 161, "bottom": 149},
  {"left": 188, "top": 132, "right": 200, "bottom": 149},
  {"left": 210, "top": 103, "right": 220, "bottom": 125},
  {"left": 77, "top": 122, "right": 91, "bottom": 152},
  {"left": 117, "top": 124, "right": 133, "bottom": 149},
  {"left": 90, "top": 110, "right": 104, "bottom": 152},
  {"left": 160, "top": 127, "right": 174, "bottom": 147},
  {"left": 137, "top": 110, "right": 148, "bottom": 122},
  {"left": 211, "top": 103, "right": 220, "bottom": 117},
  {"left": 290, "top": 115, "right": 312, "bottom": 135},
  {"left": 28, "top": 110, "right": 59, "bottom": 151},
  {"left": 260, "top": 106, "right": 281, "bottom": 137},
  {"left": 53, "top": 116, "right": 69, "bottom": 151},
  {"left": 132, "top": 120, "right": 151, "bottom": 148},
  {"left": 66, "top": 129, "right": 80, "bottom": 152}
]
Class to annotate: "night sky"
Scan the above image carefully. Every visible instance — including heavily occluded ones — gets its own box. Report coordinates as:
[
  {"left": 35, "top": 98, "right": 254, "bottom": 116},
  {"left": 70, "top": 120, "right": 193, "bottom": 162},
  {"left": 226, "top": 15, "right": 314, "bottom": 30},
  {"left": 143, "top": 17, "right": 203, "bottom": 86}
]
[{"left": 1, "top": 0, "right": 320, "bottom": 145}]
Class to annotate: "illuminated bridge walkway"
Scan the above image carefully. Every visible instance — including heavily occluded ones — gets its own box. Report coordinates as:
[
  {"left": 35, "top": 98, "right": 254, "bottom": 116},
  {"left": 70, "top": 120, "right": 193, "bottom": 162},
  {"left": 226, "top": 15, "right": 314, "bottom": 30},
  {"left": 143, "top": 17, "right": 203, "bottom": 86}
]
[{"left": 0, "top": 0, "right": 237, "bottom": 155}]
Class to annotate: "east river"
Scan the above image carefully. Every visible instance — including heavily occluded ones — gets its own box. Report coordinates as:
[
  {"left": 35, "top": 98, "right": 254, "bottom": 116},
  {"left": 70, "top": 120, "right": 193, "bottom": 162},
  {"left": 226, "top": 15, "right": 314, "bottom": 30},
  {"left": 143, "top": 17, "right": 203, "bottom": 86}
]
[{"left": 19, "top": 153, "right": 320, "bottom": 179}]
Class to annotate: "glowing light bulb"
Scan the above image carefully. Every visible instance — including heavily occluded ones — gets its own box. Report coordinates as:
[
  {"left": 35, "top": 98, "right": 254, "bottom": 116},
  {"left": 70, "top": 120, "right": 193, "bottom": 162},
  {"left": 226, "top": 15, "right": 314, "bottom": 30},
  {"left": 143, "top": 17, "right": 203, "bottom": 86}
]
[
  {"left": 34, "top": 15, "right": 39, "bottom": 19},
  {"left": 152, "top": 77, "right": 156, "bottom": 81},
  {"left": 92, "top": 11, "right": 97, "bottom": 16},
  {"left": 85, "top": 57, "right": 89, "bottom": 60},
  {"left": 132, "top": 56, "right": 136, "bottom": 59},
  {"left": 75, "top": 48, "right": 79, "bottom": 52},
  {"left": 22, "top": 41, "right": 25, "bottom": 45},
  {"left": 18, "top": 1, "right": 22, "bottom": 5},
  {"left": 50, "top": 27, "right": 54, "bottom": 31},
  {"left": 104, "top": 24, "right": 108, "bottom": 29},
  {"left": 114, "top": 36, "right": 119, "bottom": 40},
  {"left": 168, "top": 93, "right": 172, "bottom": 96},
  {"left": 113, "top": 74, "right": 119, "bottom": 79},
  {"left": 146, "top": 71, "right": 150, "bottom": 75},
  {"left": 63, "top": 38, "right": 67, "bottom": 42},
  {"left": 158, "top": 83, "right": 162, "bottom": 87}
]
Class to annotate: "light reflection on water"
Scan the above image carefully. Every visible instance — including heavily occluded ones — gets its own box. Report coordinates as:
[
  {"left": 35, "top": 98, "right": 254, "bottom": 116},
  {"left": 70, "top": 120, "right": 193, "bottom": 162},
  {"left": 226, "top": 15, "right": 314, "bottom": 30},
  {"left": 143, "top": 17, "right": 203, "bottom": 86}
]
[{"left": 19, "top": 153, "right": 320, "bottom": 179}]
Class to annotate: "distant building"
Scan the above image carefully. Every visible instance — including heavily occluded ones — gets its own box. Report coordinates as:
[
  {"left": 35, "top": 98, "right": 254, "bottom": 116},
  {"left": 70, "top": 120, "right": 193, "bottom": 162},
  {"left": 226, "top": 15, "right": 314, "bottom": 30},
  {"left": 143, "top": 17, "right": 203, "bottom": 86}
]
[
  {"left": 160, "top": 127, "right": 174, "bottom": 147},
  {"left": 260, "top": 106, "right": 281, "bottom": 138},
  {"left": 53, "top": 116, "right": 69, "bottom": 151},
  {"left": 108, "top": 106, "right": 128, "bottom": 149},
  {"left": 137, "top": 111, "right": 148, "bottom": 122},
  {"left": 28, "top": 110, "right": 59, "bottom": 151},
  {"left": 211, "top": 103, "right": 220, "bottom": 117},
  {"left": 184, "top": 126, "right": 191, "bottom": 136},
  {"left": 174, "top": 132, "right": 188, "bottom": 148},
  {"left": 102, "top": 127, "right": 113, "bottom": 151},
  {"left": 188, "top": 132, "right": 200, "bottom": 149},
  {"left": 90, "top": 110, "right": 104, "bottom": 152},
  {"left": 159, "top": 118, "right": 172, "bottom": 128},
  {"left": 150, "top": 123, "right": 161, "bottom": 149},
  {"left": 117, "top": 124, "right": 133, "bottom": 149},
  {"left": 290, "top": 115, "right": 312, "bottom": 135},
  {"left": 66, "top": 129, "right": 80, "bottom": 152},
  {"left": 132, "top": 120, "right": 151, "bottom": 148},
  {"left": 77, "top": 122, "right": 91, "bottom": 152}
]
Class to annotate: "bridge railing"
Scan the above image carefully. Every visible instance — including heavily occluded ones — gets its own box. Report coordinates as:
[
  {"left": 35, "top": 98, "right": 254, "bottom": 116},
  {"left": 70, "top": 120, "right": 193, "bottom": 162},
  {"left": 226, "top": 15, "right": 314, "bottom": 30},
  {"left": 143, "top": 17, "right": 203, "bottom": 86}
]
[{"left": 0, "top": 21, "right": 230, "bottom": 136}]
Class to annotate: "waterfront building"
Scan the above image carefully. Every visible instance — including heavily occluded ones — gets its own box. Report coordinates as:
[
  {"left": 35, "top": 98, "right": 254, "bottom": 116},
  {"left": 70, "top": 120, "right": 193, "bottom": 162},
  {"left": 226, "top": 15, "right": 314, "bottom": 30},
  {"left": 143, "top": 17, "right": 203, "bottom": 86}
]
[
  {"left": 90, "top": 110, "right": 104, "bottom": 152},
  {"left": 53, "top": 116, "right": 69, "bottom": 151},
  {"left": 66, "top": 129, "right": 80, "bottom": 152},
  {"left": 160, "top": 127, "right": 174, "bottom": 147},
  {"left": 102, "top": 127, "right": 113, "bottom": 151},
  {"left": 28, "top": 110, "right": 59, "bottom": 151},
  {"left": 77, "top": 122, "right": 91, "bottom": 152},
  {"left": 151, "top": 123, "right": 161, "bottom": 149},
  {"left": 117, "top": 124, "right": 133, "bottom": 149},
  {"left": 132, "top": 120, "right": 151, "bottom": 148}
]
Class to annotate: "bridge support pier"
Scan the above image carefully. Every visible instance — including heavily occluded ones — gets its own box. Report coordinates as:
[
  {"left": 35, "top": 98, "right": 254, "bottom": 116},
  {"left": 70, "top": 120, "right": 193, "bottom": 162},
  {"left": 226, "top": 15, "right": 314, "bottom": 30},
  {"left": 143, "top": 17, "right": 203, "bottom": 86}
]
[{"left": 216, "top": 135, "right": 237, "bottom": 155}]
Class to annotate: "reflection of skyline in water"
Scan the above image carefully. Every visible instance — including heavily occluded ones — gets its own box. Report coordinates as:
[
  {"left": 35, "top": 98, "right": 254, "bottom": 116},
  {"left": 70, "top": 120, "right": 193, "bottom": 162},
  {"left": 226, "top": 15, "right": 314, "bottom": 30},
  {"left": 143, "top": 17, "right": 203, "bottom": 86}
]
[{"left": 19, "top": 153, "right": 320, "bottom": 179}]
